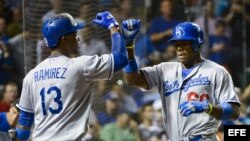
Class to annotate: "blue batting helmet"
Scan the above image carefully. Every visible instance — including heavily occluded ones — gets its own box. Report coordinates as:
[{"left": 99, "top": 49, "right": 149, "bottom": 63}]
[
  {"left": 168, "top": 22, "right": 204, "bottom": 52},
  {"left": 42, "top": 13, "right": 85, "bottom": 48}
]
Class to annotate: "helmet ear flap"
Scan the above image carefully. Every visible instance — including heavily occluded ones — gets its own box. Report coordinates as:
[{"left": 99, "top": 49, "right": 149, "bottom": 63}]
[
  {"left": 196, "top": 44, "right": 202, "bottom": 52},
  {"left": 192, "top": 39, "right": 203, "bottom": 52}
]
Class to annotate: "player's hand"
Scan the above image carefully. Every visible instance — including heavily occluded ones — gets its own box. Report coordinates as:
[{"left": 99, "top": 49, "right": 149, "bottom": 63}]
[
  {"left": 179, "top": 100, "right": 209, "bottom": 117},
  {"left": 92, "top": 11, "right": 119, "bottom": 29},
  {"left": 121, "top": 19, "right": 141, "bottom": 46}
]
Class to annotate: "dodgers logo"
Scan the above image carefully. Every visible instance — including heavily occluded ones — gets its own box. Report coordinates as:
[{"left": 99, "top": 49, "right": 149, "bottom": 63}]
[
  {"left": 163, "top": 74, "right": 211, "bottom": 97},
  {"left": 176, "top": 26, "right": 184, "bottom": 38},
  {"left": 183, "top": 74, "right": 210, "bottom": 92},
  {"left": 163, "top": 80, "right": 180, "bottom": 96}
]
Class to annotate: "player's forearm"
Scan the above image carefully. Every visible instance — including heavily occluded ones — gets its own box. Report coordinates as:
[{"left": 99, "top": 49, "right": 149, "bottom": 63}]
[
  {"left": 111, "top": 32, "right": 128, "bottom": 72},
  {"left": 127, "top": 46, "right": 135, "bottom": 60},
  {"left": 123, "top": 43, "right": 149, "bottom": 88},
  {"left": 123, "top": 44, "right": 140, "bottom": 86},
  {"left": 124, "top": 72, "right": 139, "bottom": 85},
  {"left": 124, "top": 72, "right": 148, "bottom": 89},
  {"left": 207, "top": 102, "right": 240, "bottom": 120},
  {"left": 16, "top": 124, "right": 32, "bottom": 141},
  {"left": 16, "top": 110, "right": 34, "bottom": 140}
]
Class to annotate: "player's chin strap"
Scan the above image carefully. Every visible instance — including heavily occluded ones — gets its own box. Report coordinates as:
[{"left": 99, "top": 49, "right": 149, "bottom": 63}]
[{"left": 220, "top": 102, "right": 233, "bottom": 120}]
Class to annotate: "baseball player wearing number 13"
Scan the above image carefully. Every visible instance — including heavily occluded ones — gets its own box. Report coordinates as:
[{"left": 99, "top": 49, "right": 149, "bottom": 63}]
[
  {"left": 122, "top": 20, "right": 240, "bottom": 141},
  {"left": 15, "top": 12, "right": 128, "bottom": 141}
]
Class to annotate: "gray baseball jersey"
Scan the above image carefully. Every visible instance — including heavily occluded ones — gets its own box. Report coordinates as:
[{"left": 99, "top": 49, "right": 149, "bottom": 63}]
[
  {"left": 141, "top": 59, "right": 240, "bottom": 141},
  {"left": 19, "top": 54, "right": 113, "bottom": 140}
]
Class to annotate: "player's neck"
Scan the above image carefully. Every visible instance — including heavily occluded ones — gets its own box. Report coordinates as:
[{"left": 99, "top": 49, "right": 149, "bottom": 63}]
[
  {"left": 50, "top": 49, "right": 67, "bottom": 57},
  {"left": 183, "top": 55, "right": 203, "bottom": 69}
]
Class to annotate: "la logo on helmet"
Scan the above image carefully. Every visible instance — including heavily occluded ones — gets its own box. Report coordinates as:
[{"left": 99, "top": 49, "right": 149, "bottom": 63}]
[{"left": 176, "top": 26, "right": 184, "bottom": 38}]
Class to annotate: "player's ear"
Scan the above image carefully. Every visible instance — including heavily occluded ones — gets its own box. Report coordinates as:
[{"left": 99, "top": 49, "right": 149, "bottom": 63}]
[
  {"left": 60, "top": 36, "right": 68, "bottom": 45},
  {"left": 61, "top": 36, "right": 66, "bottom": 41}
]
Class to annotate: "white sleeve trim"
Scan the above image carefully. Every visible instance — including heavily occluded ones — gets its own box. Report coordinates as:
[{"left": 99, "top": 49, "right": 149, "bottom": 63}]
[{"left": 18, "top": 104, "right": 34, "bottom": 113}]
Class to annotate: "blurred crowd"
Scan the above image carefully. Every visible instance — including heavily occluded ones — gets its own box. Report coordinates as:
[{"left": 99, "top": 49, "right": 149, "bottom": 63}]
[{"left": 1, "top": 0, "right": 250, "bottom": 141}]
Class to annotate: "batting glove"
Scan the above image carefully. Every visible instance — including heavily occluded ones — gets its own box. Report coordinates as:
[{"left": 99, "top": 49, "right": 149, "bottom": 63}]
[
  {"left": 121, "top": 19, "right": 141, "bottom": 46},
  {"left": 179, "top": 100, "right": 209, "bottom": 117},
  {"left": 92, "top": 11, "right": 119, "bottom": 29}
]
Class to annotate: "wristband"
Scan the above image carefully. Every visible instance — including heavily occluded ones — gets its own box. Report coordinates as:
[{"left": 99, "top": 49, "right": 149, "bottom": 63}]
[
  {"left": 207, "top": 103, "right": 213, "bottom": 115},
  {"left": 126, "top": 45, "right": 134, "bottom": 49},
  {"left": 123, "top": 59, "right": 139, "bottom": 73},
  {"left": 220, "top": 102, "right": 233, "bottom": 120}
]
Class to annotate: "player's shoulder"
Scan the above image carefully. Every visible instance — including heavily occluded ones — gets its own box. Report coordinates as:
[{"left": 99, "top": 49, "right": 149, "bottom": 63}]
[
  {"left": 73, "top": 55, "right": 96, "bottom": 60},
  {"left": 23, "top": 68, "right": 35, "bottom": 82},
  {"left": 73, "top": 55, "right": 97, "bottom": 64},
  {"left": 158, "top": 61, "right": 180, "bottom": 68},
  {"left": 75, "top": 54, "right": 111, "bottom": 62},
  {"left": 203, "top": 59, "right": 229, "bottom": 74},
  {"left": 144, "top": 61, "right": 180, "bottom": 72}
]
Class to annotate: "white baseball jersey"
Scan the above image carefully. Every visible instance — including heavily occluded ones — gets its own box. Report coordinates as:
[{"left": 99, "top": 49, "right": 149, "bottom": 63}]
[
  {"left": 19, "top": 54, "right": 113, "bottom": 141},
  {"left": 141, "top": 59, "right": 240, "bottom": 141}
]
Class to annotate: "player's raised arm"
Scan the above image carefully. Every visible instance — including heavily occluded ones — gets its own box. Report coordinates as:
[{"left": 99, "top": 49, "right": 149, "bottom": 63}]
[
  {"left": 92, "top": 11, "right": 128, "bottom": 72},
  {"left": 121, "top": 19, "right": 149, "bottom": 89}
]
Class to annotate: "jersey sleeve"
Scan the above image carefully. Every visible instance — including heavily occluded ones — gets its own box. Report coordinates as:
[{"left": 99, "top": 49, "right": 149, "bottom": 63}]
[
  {"left": 19, "top": 72, "right": 34, "bottom": 113},
  {"left": 75, "top": 54, "right": 114, "bottom": 81},
  {"left": 214, "top": 68, "right": 241, "bottom": 105},
  {"left": 140, "top": 64, "right": 162, "bottom": 90}
]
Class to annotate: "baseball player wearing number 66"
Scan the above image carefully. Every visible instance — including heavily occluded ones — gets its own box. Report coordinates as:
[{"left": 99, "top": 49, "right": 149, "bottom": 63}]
[
  {"left": 122, "top": 19, "right": 240, "bottom": 141},
  {"left": 15, "top": 12, "right": 128, "bottom": 140}
]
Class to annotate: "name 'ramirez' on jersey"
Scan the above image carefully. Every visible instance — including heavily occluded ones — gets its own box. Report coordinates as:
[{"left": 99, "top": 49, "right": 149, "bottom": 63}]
[{"left": 34, "top": 67, "right": 68, "bottom": 82}]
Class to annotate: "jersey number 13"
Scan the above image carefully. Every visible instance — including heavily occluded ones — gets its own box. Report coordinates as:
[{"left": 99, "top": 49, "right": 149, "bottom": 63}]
[{"left": 40, "top": 86, "right": 63, "bottom": 115}]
